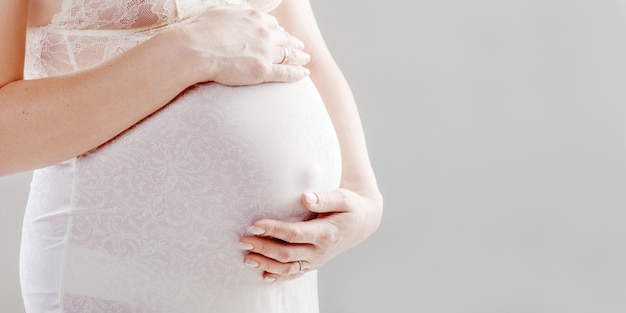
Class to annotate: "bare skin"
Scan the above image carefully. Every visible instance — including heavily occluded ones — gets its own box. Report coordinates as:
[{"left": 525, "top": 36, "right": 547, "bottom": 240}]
[
  {"left": 0, "top": 0, "right": 382, "bottom": 283},
  {"left": 0, "top": 3, "right": 309, "bottom": 175},
  {"left": 239, "top": 0, "right": 383, "bottom": 282}
]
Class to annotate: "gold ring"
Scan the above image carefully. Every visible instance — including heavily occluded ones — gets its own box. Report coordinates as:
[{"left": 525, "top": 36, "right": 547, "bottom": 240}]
[{"left": 279, "top": 46, "right": 290, "bottom": 65}]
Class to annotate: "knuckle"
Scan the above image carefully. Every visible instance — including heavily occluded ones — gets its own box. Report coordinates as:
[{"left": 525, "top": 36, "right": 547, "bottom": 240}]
[
  {"left": 260, "top": 261, "right": 272, "bottom": 272},
  {"left": 276, "top": 250, "right": 294, "bottom": 263},
  {"left": 256, "top": 243, "right": 269, "bottom": 256},
  {"left": 282, "top": 265, "right": 295, "bottom": 276},
  {"left": 260, "top": 223, "right": 275, "bottom": 236},
  {"left": 317, "top": 226, "right": 340, "bottom": 246},
  {"left": 286, "top": 228, "right": 303, "bottom": 243},
  {"left": 337, "top": 189, "right": 352, "bottom": 210},
  {"left": 256, "top": 27, "right": 270, "bottom": 38},
  {"left": 259, "top": 63, "right": 273, "bottom": 76},
  {"left": 247, "top": 8, "right": 262, "bottom": 18},
  {"left": 251, "top": 63, "right": 272, "bottom": 80},
  {"left": 282, "top": 70, "right": 295, "bottom": 82},
  {"left": 259, "top": 45, "right": 274, "bottom": 59},
  {"left": 277, "top": 69, "right": 290, "bottom": 81}
]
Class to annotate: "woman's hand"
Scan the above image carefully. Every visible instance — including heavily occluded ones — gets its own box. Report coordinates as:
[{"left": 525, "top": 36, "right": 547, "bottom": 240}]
[
  {"left": 177, "top": 4, "right": 311, "bottom": 86},
  {"left": 239, "top": 188, "right": 383, "bottom": 282}
]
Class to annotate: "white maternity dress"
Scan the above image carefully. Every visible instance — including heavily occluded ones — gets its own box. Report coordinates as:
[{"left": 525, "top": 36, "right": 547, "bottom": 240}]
[{"left": 19, "top": 1, "right": 342, "bottom": 312}]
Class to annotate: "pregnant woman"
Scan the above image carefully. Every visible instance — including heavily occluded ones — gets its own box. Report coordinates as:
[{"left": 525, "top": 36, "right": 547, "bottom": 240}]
[{"left": 0, "top": 0, "right": 383, "bottom": 312}]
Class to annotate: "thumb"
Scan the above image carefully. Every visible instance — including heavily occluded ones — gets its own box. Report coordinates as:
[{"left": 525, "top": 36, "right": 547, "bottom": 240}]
[{"left": 301, "top": 189, "right": 351, "bottom": 214}]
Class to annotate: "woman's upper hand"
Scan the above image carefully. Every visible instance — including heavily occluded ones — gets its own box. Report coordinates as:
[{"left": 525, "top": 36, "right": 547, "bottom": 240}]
[
  {"left": 239, "top": 188, "right": 383, "bottom": 282},
  {"left": 177, "top": 4, "right": 310, "bottom": 86}
]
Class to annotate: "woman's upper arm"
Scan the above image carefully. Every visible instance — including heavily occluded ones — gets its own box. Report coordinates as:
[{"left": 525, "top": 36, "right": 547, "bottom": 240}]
[{"left": 0, "top": 0, "right": 28, "bottom": 87}]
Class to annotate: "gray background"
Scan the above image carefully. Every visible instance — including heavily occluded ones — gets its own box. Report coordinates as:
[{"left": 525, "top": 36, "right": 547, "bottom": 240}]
[{"left": 3, "top": 0, "right": 626, "bottom": 312}]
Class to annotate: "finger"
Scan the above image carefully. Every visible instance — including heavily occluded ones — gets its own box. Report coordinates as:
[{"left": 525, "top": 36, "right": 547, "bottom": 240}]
[
  {"left": 275, "top": 32, "right": 305, "bottom": 51},
  {"left": 273, "top": 45, "right": 289, "bottom": 64},
  {"left": 243, "top": 252, "right": 310, "bottom": 277},
  {"left": 250, "top": 217, "right": 340, "bottom": 246},
  {"left": 263, "top": 12, "right": 281, "bottom": 29},
  {"left": 239, "top": 236, "right": 313, "bottom": 263},
  {"left": 247, "top": 6, "right": 283, "bottom": 30},
  {"left": 273, "top": 46, "right": 311, "bottom": 65},
  {"left": 266, "top": 65, "right": 310, "bottom": 83},
  {"left": 263, "top": 271, "right": 306, "bottom": 283},
  {"left": 302, "top": 189, "right": 354, "bottom": 214}
]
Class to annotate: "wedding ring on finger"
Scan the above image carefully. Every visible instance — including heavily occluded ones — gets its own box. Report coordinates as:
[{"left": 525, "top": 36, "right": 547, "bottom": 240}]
[
  {"left": 279, "top": 46, "right": 290, "bottom": 65},
  {"left": 297, "top": 260, "right": 303, "bottom": 272}
]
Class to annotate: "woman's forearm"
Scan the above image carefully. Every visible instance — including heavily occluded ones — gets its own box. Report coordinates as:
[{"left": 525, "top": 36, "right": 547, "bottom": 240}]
[
  {"left": 309, "top": 59, "right": 382, "bottom": 200},
  {"left": 1, "top": 4, "right": 311, "bottom": 176},
  {"left": 239, "top": 1, "right": 383, "bottom": 281},
  {"left": 0, "top": 30, "right": 197, "bottom": 176},
  {"left": 272, "top": 0, "right": 382, "bottom": 200}
]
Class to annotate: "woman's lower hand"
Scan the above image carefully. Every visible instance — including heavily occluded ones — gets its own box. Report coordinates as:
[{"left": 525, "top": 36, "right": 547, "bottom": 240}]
[
  {"left": 178, "top": 4, "right": 310, "bottom": 86},
  {"left": 239, "top": 188, "right": 383, "bottom": 282}
]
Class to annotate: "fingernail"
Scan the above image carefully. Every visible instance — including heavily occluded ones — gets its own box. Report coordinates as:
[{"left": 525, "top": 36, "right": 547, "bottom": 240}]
[
  {"left": 264, "top": 276, "right": 277, "bottom": 283},
  {"left": 297, "top": 40, "right": 305, "bottom": 49},
  {"left": 304, "top": 192, "right": 318, "bottom": 204},
  {"left": 247, "top": 226, "right": 265, "bottom": 235},
  {"left": 245, "top": 259, "right": 260, "bottom": 268},
  {"left": 304, "top": 53, "right": 311, "bottom": 63},
  {"left": 238, "top": 242, "right": 254, "bottom": 250},
  {"left": 303, "top": 68, "right": 311, "bottom": 76}
]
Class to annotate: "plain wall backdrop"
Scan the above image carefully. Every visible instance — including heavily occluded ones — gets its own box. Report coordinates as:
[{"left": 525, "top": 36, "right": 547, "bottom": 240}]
[{"left": 3, "top": 0, "right": 626, "bottom": 312}]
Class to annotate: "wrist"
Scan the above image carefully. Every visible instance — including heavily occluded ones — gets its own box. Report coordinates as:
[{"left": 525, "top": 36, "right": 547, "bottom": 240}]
[{"left": 158, "top": 26, "right": 211, "bottom": 86}]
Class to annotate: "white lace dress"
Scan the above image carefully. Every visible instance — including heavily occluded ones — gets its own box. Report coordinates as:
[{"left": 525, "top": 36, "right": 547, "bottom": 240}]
[{"left": 20, "top": 1, "right": 341, "bottom": 312}]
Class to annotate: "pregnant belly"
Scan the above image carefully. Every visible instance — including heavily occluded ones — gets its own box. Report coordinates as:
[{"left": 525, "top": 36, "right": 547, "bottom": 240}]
[{"left": 59, "top": 78, "right": 341, "bottom": 311}]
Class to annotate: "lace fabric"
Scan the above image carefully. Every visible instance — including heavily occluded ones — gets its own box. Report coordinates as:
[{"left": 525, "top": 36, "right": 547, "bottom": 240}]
[
  {"left": 25, "top": 0, "right": 284, "bottom": 79},
  {"left": 21, "top": 1, "right": 341, "bottom": 312}
]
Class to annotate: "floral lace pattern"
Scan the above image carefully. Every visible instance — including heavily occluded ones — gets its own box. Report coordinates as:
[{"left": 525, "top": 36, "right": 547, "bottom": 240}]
[
  {"left": 52, "top": 0, "right": 177, "bottom": 30},
  {"left": 24, "top": 0, "right": 283, "bottom": 79},
  {"left": 21, "top": 1, "right": 340, "bottom": 313}
]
